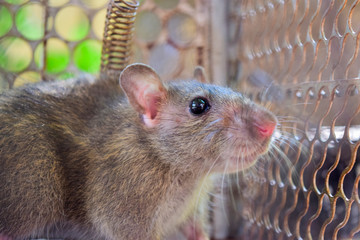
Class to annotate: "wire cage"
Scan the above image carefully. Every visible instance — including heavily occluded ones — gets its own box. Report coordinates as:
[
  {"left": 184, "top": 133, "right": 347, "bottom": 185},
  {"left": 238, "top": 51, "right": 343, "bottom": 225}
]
[
  {"left": 1, "top": 0, "right": 360, "bottom": 239},
  {"left": 231, "top": 0, "right": 360, "bottom": 239}
]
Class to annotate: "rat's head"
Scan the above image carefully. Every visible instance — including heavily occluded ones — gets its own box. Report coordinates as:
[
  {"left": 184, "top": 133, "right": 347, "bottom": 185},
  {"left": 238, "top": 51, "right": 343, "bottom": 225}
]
[{"left": 120, "top": 63, "right": 277, "bottom": 174}]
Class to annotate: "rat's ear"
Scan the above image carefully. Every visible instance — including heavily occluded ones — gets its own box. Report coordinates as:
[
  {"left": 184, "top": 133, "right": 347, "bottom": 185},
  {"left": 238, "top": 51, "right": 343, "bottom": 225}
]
[
  {"left": 193, "top": 66, "right": 208, "bottom": 83},
  {"left": 120, "top": 63, "right": 166, "bottom": 127}
]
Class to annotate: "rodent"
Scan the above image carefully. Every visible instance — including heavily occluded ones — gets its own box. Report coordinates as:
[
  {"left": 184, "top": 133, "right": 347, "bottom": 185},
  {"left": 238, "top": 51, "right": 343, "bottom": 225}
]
[{"left": 0, "top": 63, "right": 277, "bottom": 240}]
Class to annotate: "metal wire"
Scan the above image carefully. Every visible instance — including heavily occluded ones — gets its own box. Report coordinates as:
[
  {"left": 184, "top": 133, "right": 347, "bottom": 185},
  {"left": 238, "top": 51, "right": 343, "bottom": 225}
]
[
  {"left": 230, "top": 0, "right": 360, "bottom": 239},
  {"left": 101, "top": 0, "right": 139, "bottom": 81}
]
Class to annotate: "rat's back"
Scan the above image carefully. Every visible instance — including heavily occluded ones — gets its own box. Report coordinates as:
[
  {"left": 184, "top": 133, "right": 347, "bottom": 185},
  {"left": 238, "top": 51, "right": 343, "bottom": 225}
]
[{"left": 0, "top": 77, "right": 121, "bottom": 239}]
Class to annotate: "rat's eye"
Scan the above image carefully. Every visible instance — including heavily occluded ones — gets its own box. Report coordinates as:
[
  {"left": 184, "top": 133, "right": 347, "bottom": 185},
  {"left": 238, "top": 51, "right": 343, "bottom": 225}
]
[{"left": 189, "top": 97, "right": 210, "bottom": 115}]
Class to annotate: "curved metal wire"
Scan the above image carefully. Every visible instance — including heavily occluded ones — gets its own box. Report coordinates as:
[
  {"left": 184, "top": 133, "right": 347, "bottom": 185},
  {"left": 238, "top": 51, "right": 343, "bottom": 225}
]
[{"left": 101, "top": 0, "right": 139, "bottom": 80}]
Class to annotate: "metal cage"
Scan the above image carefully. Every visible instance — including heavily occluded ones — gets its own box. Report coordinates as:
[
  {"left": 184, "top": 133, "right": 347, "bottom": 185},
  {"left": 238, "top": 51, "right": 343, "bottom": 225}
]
[{"left": 231, "top": 0, "right": 360, "bottom": 239}]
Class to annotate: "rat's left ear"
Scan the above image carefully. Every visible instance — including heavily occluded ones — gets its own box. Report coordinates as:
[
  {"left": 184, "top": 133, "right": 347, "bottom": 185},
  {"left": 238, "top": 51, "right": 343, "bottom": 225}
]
[
  {"left": 193, "top": 66, "right": 208, "bottom": 83},
  {"left": 120, "top": 63, "right": 166, "bottom": 128}
]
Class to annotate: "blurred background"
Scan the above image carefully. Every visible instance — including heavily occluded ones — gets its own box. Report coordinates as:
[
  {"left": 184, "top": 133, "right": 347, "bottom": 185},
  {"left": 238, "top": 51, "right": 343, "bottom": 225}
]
[{"left": 0, "top": 0, "right": 212, "bottom": 87}]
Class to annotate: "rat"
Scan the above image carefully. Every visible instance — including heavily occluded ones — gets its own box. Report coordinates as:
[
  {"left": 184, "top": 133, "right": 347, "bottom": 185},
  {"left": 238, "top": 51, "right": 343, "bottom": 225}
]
[{"left": 0, "top": 63, "right": 277, "bottom": 240}]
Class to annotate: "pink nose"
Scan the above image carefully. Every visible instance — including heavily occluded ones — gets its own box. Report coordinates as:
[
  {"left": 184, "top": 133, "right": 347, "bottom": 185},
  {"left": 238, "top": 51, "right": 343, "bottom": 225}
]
[{"left": 254, "top": 122, "right": 276, "bottom": 137}]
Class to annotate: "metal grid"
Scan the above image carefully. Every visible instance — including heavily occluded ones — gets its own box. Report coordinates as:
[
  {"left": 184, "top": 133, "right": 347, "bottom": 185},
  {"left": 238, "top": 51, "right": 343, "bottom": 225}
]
[{"left": 231, "top": 0, "right": 360, "bottom": 239}]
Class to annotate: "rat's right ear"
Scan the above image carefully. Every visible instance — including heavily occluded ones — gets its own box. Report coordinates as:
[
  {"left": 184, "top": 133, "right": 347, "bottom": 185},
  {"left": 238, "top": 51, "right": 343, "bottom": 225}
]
[
  {"left": 120, "top": 63, "right": 166, "bottom": 128},
  {"left": 193, "top": 66, "right": 208, "bottom": 83}
]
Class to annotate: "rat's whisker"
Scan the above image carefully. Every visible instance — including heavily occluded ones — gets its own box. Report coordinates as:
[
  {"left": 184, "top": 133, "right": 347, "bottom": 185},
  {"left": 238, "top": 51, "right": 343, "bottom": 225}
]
[{"left": 220, "top": 155, "right": 230, "bottom": 226}]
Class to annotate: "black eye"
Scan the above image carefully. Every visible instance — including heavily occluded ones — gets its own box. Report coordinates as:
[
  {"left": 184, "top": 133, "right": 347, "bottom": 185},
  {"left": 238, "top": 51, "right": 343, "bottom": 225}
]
[{"left": 189, "top": 98, "right": 210, "bottom": 115}]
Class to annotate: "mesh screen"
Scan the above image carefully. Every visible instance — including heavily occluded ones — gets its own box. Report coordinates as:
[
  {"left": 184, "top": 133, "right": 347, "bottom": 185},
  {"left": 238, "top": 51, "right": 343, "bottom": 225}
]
[{"left": 229, "top": 0, "right": 360, "bottom": 239}]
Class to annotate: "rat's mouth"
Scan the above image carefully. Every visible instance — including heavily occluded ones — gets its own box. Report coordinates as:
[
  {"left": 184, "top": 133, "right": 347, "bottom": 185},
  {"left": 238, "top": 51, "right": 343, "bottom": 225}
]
[
  {"left": 224, "top": 144, "right": 271, "bottom": 172},
  {"left": 228, "top": 153, "right": 259, "bottom": 171}
]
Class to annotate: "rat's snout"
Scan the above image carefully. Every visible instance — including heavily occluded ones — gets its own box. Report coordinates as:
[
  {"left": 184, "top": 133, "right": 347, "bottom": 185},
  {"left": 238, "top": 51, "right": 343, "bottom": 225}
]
[
  {"left": 250, "top": 110, "right": 277, "bottom": 139},
  {"left": 253, "top": 121, "right": 276, "bottom": 137}
]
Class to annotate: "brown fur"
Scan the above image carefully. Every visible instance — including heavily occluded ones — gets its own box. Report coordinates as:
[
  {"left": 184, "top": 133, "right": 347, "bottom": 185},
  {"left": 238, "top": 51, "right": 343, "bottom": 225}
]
[{"left": 0, "top": 64, "right": 276, "bottom": 239}]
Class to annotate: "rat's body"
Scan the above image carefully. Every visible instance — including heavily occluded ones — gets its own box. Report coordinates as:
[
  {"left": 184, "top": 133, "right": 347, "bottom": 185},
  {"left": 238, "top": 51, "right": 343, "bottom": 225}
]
[{"left": 0, "top": 64, "right": 277, "bottom": 240}]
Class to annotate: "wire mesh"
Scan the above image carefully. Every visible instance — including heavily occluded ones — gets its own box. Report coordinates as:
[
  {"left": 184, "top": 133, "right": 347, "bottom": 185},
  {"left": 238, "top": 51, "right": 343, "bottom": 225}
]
[{"left": 229, "top": 0, "right": 360, "bottom": 239}]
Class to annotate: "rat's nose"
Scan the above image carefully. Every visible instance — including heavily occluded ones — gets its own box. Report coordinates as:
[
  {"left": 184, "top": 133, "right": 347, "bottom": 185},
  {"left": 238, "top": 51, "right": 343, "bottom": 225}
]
[
  {"left": 249, "top": 107, "right": 277, "bottom": 139},
  {"left": 254, "top": 122, "right": 276, "bottom": 137}
]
